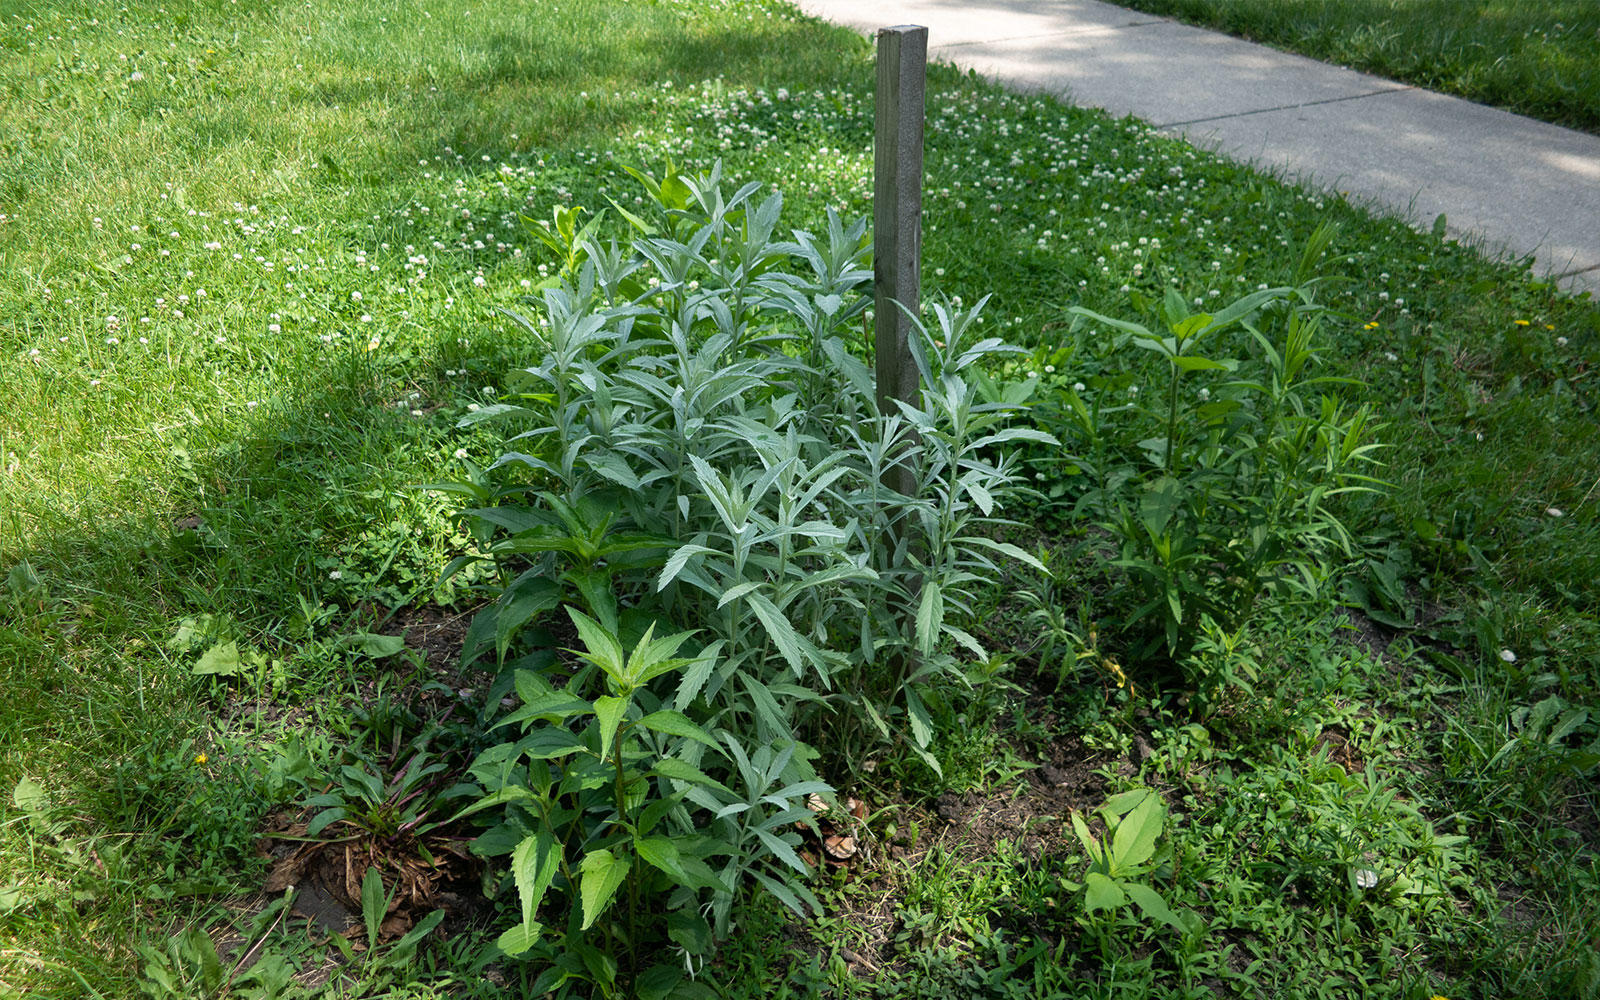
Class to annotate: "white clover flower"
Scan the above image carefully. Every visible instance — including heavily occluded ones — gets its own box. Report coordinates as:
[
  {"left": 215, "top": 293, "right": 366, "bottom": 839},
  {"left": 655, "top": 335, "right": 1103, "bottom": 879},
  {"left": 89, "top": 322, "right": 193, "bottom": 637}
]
[
  {"left": 454, "top": 448, "right": 468, "bottom": 459},
  {"left": 328, "top": 570, "right": 342, "bottom": 580},
  {"left": 1073, "top": 382, "right": 1086, "bottom": 392},
  {"left": 1197, "top": 387, "right": 1210, "bottom": 400},
  {"left": 1353, "top": 868, "right": 1379, "bottom": 890},
  {"left": 1499, "top": 649, "right": 1517, "bottom": 663},
  {"left": 1556, "top": 336, "right": 1568, "bottom": 346}
]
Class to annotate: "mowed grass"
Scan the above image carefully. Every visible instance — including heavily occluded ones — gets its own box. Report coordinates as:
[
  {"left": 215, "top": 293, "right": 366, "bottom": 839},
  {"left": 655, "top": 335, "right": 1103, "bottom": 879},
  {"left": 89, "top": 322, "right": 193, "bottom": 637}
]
[
  {"left": 2, "top": 0, "right": 1599, "bottom": 997},
  {"left": 1118, "top": 0, "right": 1600, "bottom": 134}
]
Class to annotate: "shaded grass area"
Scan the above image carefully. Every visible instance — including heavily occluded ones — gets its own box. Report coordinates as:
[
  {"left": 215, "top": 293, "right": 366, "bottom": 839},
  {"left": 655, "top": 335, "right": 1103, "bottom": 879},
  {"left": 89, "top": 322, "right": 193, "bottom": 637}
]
[
  {"left": 1117, "top": 0, "right": 1600, "bottom": 134},
  {"left": 1, "top": 0, "right": 1598, "bottom": 997}
]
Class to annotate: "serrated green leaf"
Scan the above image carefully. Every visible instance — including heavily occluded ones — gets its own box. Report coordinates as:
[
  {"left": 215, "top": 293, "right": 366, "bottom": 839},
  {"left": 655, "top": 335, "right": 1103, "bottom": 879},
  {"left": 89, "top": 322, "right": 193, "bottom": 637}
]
[
  {"left": 566, "top": 607, "right": 625, "bottom": 679},
  {"left": 651, "top": 758, "right": 734, "bottom": 796},
  {"left": 634, "top": 837, "right": 689, "bottom": 884},
  {"left": 579, "top": 849, "right": 631, "bottom": 930},
  {"left": 744, "top": 591, "right": 813, "bottom": 674},
  {"left": 904, "top": 686, "right": 934, "bottom": 749},
  {"left": 637, "top": 711, "right": 720, "bottom": 751},
  {"left": 593, "top": 695, "right": 630, "bottom": 762},
  {"left": 512, "top": 831, "right": 561, "bottom": 928},
  {"left": 915, "top": 582, "right": 943, "bottom": 658}
]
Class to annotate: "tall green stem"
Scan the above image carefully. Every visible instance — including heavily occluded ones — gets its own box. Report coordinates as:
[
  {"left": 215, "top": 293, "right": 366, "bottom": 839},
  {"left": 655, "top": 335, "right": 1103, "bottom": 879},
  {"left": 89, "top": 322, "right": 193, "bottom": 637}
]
[{"left": 1165, "top": 361, "right": 1183, "bottom": 474}]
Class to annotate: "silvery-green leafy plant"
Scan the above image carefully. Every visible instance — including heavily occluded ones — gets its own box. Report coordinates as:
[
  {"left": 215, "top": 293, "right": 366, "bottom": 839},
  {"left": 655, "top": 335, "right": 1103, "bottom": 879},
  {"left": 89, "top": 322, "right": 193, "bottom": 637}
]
[{"left": 434, "top": 160, "right": 1051, "bottom": 991}]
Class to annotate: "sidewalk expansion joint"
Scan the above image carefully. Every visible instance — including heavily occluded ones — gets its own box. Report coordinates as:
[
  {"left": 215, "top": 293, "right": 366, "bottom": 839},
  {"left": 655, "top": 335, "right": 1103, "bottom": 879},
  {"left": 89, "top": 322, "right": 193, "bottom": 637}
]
[
  {"left": 1553, "top": 263, "right": 1600, "bottom": 279},
  {"left": 1155, "top": 87, "right": 1413, "bottom": 130}
]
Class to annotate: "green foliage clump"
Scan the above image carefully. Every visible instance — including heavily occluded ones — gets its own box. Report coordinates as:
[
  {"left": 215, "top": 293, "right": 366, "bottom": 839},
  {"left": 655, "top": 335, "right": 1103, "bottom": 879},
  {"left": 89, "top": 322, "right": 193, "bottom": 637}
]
[{"left": 430, "top": 160, "right": 1049, "bottom": 993}]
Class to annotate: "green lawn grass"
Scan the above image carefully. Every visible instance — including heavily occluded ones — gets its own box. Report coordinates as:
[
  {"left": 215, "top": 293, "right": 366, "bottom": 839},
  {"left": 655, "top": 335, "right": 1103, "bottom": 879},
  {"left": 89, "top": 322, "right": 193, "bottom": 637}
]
[
  {"left": 2, "top": 0, "right": 1598, "bottom": 997},
  {"left": 1117, "top": 0, "right": 1600, "bottom": 134}
]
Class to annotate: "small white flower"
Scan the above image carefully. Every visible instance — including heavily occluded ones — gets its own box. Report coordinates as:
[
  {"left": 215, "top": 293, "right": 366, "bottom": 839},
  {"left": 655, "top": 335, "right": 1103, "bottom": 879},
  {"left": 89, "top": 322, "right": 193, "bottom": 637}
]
[
  {"left": 1556, "top": 336, "right": 1568, "bottom": 346},
  {"left": 328, "top": 570, "right": 342, "bottom": 580},
  {"left": 1043, "top": 365, "right": 1056, "bottom": 374},
  {"left": 1547, "top": 507, "right": 1564, "bottom": 517},
  {"left": 1072, "top": 382, "right": 1086, "bottom": 392},
  {"left": 351, "top": 291, "right": 362, "bottom": 301},
  {"left": 1498, "top": 649, "right": 1517, "bottom": 663},
  {"left": 1353, "top": 868, "right": 1379, "bottom": 890},
  {"left": 1197, "top": 387, "right": 1210, "bottom": 400},
  {"left": 454, "top": 448, "right": 468, "bottom": 459}
]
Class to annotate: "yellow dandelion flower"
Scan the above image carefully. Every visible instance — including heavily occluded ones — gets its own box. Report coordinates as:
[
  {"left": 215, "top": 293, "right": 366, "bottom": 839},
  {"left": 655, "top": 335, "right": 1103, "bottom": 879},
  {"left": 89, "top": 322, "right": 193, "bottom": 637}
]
[
  {"left": 1514, "top": 319, "right": 1531, "bottom": 326},
  {"left": 194, "top": 753, "right": 208, "bottom": 765}
]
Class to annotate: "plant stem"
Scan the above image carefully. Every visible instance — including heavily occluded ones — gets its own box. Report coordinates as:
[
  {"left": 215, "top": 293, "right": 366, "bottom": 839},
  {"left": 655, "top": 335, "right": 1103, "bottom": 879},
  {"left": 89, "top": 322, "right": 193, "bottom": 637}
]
[{"left": 1165, "top": 360, "right": 1182, "bottom": 474}]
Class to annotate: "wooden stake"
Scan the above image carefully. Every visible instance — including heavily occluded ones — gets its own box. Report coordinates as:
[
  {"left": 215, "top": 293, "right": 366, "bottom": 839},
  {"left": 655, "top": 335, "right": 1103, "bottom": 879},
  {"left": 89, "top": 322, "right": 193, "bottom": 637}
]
[{"left": 874, "top": 24, "right": 928, "bottom": 501}]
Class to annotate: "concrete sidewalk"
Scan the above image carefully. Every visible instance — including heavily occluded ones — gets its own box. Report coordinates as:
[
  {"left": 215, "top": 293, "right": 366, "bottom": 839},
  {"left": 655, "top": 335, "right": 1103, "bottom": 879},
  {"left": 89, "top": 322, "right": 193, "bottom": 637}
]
[{"left": 797, "top": 0, "right": 1600, "bottom": 296}]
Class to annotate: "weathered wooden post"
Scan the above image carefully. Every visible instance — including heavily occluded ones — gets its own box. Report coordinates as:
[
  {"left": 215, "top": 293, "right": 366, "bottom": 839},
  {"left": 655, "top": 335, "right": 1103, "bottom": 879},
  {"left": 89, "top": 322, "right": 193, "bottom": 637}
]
[{"left": 874, "top": 24, "right": 927, "bottom": 501}]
